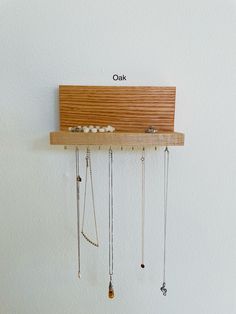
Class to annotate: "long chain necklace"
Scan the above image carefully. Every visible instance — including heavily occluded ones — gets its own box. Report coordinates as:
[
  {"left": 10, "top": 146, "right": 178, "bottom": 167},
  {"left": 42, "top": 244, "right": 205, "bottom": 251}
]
[
  {"left": 108, "top": 147, "right": 114, "bottom": 299},
  {"left": 81, "top": 148, "right": 99, "bottom": 247},
  {"left": 141, "top": 148, "right": 145, "bottom": 269},
  {"left": 75, "top": 147, "right": 82, "bottom": 278},
  {"left": 160, "top": 147, "right": 169, "bottom": 296}
]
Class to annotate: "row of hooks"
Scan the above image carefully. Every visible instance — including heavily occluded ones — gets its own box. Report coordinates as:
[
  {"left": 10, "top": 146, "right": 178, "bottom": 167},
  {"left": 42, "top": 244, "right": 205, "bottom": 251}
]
[{"left": 64, "top": 146, "right": 160, "bottom": 151}]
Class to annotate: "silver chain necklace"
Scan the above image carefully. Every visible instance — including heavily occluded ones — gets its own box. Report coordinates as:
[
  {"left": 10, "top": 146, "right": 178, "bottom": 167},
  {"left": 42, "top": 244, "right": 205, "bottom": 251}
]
[
  {"left": 160, "top": 147, "right": 169, "bottom": 296},
  {"left": 81, "top": 148, "right": 99, "bottom": 247},
  {"left": 108, "top": 147, "right": 114, "bottom": 299},
  {"left": 76, "top": 147, "right": 82, "bottom": 278},
  {"left": 141, "top": 148, "right": 145, "bottom": 269}
]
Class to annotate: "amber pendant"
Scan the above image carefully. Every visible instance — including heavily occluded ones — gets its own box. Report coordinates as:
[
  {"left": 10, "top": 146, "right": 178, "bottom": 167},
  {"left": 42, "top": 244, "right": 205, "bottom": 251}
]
[{"left": 108, "top": 281, "right": 115, "bottom": 299}]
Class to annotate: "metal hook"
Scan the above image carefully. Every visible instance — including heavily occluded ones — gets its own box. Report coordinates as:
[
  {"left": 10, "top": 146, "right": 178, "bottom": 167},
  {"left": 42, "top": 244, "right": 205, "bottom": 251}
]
[{"left": 141, "top": 147, "right": 145, "bottom": 162}]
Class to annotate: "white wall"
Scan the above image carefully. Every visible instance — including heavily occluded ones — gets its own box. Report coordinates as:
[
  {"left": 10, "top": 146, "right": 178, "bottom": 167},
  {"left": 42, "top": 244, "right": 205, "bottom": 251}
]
[{"left": 0, "top": 1, "right": 236, "bottom": 313}]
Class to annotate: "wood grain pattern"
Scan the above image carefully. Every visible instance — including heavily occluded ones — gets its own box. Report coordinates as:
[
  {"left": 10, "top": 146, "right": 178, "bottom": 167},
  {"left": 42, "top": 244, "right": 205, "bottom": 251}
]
[
  {"left": 50, "top": 131, "right": 184, "bottom": 147},
  {"left": 59, "top": 86, "right": 176, "bottom": 132}
]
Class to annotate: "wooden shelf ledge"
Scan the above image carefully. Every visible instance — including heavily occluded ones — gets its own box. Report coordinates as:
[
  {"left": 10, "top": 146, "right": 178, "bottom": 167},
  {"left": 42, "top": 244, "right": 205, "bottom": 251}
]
[{"left": 50, "top": 131, "right": 184, "bottom": 147}]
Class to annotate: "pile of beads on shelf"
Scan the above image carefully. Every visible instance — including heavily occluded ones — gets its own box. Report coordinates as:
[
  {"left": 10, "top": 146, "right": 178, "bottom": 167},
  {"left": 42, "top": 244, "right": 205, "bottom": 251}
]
[{"left": 68, "top": 125, "right": 115, "bottom": 133}]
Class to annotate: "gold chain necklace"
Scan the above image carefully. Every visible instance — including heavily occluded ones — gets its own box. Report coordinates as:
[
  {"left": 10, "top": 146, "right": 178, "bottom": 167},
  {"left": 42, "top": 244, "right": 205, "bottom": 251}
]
[{"left": 81, "top": 148, "right": 99, "bottom": 247}]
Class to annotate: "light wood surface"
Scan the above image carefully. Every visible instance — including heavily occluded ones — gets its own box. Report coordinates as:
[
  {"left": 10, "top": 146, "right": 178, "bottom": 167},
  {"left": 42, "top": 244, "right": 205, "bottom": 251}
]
[
  {"left": 59, "top": 85, "right": 176, "bottom": 132},
  {"left": 50, "top": 131, "right": 184, "bottom": 147}
]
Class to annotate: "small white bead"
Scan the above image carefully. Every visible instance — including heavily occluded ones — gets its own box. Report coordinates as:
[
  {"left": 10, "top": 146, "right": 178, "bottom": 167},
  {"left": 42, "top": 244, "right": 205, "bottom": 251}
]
[
  {"left": 96, "top": 126, "right": 100, "bottom": 130},
  {"left": 91, "top": 128, "right": 97, "bottom": 133},
  {"left": 110, "top": 126, "right": 115, "bottom": 132},
  {"left": 83, "top": 127, "right": 89, "bottom": 133},
  {"left": 107, "top": 125, "right": 112, "bottom": 132},
  {"left": 68, "top": 127, "right": 73, "bottom": 131},
  {"left": 83, "top": 126, "right": 88, "bottom": 130},
  {"left": 89, "top": 125, "right": 94, "bottom": 129},
  {"left": 99, "top": 128, "right": 105, "bottom": 132}
]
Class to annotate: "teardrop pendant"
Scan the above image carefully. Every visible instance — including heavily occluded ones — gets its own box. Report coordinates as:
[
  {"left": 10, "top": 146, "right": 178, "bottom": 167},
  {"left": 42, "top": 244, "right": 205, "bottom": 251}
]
[{"left": 108, "top": 280, "right": 115, "bottom": 299}]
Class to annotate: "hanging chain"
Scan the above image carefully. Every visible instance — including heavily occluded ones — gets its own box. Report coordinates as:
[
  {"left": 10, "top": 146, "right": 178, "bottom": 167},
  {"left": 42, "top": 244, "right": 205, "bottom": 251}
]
[
  {"left": 81, "top": 148, "right": 99, "bottom": 247},
  {"left": 141, "top": 148, "right": 145, "bottom": 268},
  {"left": 109, "top": 148, "right": 114, "bottom": 277},
  {"left": 108, "top": 147, "right": 115, "bottom": 299},
  {"left": 76, "top": 147, "right": 82, "bottom": 278},
  {"left": 161, "top": 146, "right": 169, "bottom": 296}
]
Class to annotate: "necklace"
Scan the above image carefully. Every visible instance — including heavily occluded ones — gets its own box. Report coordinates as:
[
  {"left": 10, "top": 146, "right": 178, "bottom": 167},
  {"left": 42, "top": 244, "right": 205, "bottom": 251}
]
[
  {"left": 108, "top": 147, "right": 114, "bottom": 299},
  {"left": 76, "top": 147, "right": 82, "bottom": 278},
  {"left": 81, "top": 148, "right": 99, "bottom": 247},
  {"left": 160, "top": 147, "right": 169, "bottom": 296},
  {"left": 140, "top": 148, "right": 145, "bottom": 269}
]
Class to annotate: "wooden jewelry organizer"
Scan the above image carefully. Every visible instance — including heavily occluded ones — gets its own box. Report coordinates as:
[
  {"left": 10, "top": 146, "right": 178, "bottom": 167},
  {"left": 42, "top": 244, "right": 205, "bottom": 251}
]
[
  {"left": 49, "top": 85, "right": 184, "bottom": 299},
  {"left": 50, "top": 85, "right": 184, "bottom": 147}
]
